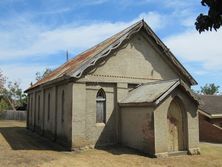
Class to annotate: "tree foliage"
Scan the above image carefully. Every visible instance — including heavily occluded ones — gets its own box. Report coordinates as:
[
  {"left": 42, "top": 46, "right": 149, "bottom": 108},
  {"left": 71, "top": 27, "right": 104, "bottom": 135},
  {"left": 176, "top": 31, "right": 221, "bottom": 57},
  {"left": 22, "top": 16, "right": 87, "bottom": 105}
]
[
  {"left": 0, "top": 97, "right": 10, "bottom": 112},
  {"left": 200, "top": 83, "right": 220, "bottom": 95},
  {"left": 0, "top": 70, "right": 27, "bottom": 111},
  {"left": 195, "top": 0, "right": 222, "bottom": 33},
  {"left": 35, "top": 68, "right": 52, "bottom": 81},
  {"left": 1, "top": 81, "right": 27, "bottom": 110},
  {"left": 0, "top": 70, "right": 6, "bottom": 94}
]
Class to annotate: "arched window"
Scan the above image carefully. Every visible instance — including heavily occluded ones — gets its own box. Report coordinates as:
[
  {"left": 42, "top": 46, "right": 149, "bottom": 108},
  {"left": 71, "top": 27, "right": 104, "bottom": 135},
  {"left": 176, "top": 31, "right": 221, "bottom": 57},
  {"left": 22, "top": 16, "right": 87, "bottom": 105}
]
[
  {"left": 96, "top": 89, "right": 106, "bottom": 123},
  {"left": 61, "top": 90, "right": 65, "bottom": 123},
  {"left": 47, "top": 93, "right": 50, "bottom": 121}
]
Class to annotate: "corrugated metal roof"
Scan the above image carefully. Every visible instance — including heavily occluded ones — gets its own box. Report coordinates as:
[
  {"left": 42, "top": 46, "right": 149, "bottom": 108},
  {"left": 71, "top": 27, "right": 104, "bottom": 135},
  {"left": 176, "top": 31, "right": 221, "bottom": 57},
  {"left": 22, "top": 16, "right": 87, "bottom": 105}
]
[
  {"left": 26, "top": 21, "right": 142, "bottom": 91},
  {"left": 120, "top": 79, "right": 179, "bottom": 104},
  {"left": 120, "top": 79, "right": 199, "bottom": 105},
  {"left": 26, "top": 20, "right": 197, "bottom": 92}
]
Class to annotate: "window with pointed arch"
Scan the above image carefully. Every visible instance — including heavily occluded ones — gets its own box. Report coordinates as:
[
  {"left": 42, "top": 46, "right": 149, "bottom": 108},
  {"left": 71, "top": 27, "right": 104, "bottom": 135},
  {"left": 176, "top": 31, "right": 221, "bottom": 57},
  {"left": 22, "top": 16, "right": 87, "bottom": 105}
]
[{"left": 96, "top": 89, "right": 106, "bottom": 123}]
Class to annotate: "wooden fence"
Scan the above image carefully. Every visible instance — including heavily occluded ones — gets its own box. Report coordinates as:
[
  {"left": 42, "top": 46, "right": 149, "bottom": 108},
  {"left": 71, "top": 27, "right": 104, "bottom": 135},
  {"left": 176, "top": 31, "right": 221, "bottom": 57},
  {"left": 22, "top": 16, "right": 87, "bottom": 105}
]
[{"left": 0, "top": 110, "right": 27, "bottom": 121}]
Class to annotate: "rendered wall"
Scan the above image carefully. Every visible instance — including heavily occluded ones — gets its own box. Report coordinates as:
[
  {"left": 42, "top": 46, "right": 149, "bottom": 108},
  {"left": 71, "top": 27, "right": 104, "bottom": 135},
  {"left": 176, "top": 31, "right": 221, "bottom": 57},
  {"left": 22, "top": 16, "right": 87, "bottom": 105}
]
[
  {"left": 55, "top": 84, "right": 73, "bottom": 147},
  {"left": 154, "top": 88, "right": 199, "bottom": 157},
  {"left": 27, "top": 82, "right": 73, "bottom": 148},
  {"left": 78, "top": 32, "right": 182, "bottom": 85},
  {"left": 72, "top": 82, "right": 117, "bottom": 149},
  {"left": 120, "top": 106, "right": 155, "bottom": 155}
]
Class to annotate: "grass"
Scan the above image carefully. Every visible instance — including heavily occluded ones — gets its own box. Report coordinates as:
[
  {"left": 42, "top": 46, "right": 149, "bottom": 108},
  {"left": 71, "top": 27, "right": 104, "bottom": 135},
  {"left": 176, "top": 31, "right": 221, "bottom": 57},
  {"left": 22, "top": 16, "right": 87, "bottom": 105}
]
[{"left": 0, "top": 120, "right": 222, "bottom": 167}]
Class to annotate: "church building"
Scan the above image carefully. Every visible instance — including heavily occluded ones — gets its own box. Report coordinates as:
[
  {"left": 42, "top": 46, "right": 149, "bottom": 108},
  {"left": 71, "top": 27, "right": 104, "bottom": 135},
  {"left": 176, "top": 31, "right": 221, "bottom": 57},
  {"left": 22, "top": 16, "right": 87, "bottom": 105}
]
[{"left": 25, "top": 20, "right": 200, "bottom": 157}]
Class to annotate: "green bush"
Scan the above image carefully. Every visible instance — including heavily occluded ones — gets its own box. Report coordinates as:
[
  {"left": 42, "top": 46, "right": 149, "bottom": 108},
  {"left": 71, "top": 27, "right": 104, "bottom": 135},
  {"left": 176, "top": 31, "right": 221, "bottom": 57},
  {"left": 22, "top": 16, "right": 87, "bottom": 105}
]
[{"left": 0, "top": 98, "right": 10, "bottom": 112}]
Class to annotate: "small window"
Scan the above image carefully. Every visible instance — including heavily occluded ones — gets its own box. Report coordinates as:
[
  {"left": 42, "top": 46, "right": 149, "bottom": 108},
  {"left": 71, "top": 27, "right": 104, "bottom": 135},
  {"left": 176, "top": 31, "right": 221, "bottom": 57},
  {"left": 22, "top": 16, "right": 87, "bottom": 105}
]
[
  {"left": 96, "top": 89, "right": 106, "bottom": 123},
  {"left": 61, "top": 90, "right": 65, "bottom": 123},
  {"left": 38, "top": 95, "right": 40, "bottom": 122},
  {"left": 47, "top": 93, "right": 50, "bottom": 121}
]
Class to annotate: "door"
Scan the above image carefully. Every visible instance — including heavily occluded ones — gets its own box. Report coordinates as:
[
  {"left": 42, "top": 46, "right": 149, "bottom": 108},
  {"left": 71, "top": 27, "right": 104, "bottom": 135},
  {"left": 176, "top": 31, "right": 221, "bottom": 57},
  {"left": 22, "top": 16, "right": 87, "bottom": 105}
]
[{"left": 167, "top": 98, "right": 184, "bottom": 152}]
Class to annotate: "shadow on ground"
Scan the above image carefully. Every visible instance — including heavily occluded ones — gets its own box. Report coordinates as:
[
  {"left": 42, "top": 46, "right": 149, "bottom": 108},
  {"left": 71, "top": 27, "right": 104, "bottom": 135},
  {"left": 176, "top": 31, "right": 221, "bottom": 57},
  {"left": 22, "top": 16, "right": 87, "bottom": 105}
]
[
  {"left": 0, "top": 126, "right": 66, "bottom": 151},
  {"left": 0, "top": 124, "right": 149, "bottom": 156},
  {"left": 95, "top": 145, "right": 150, "bottom": 157}
]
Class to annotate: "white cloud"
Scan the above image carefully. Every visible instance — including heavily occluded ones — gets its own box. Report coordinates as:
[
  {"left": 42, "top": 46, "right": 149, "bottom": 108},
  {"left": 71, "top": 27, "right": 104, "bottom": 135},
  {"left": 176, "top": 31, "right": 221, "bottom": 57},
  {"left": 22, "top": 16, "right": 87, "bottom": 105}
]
[
  {"left": 137, "top": 12, "right": 167, "bottom": 30},
  {"left": 1, "top": 64, "right": 57, "bottom": 90},
  {"left": 0, "top": 12, "right": 166, "bottom": 61},
  {"left": 164, "top": 29, "right": 222, "bottom": 71},
  {"left": 36, "top": 7, "right": 71, "bottom": 15},
  {"left": 0, "top": 12, "right": 167, "bottom": 90},
  {"left": 163, "top": 0, "right": 196, "bottom": 9},
  {"left": 181, "top": 16, "right": 196, "bottom": 27}
]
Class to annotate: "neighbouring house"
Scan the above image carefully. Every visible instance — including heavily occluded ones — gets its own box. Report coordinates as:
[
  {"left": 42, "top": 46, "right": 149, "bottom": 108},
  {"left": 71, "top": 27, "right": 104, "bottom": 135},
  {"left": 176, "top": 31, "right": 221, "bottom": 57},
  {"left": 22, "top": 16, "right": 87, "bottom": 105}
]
[
  {"left": 25, "top": 20, "right": 200, "bottom": 157},
  {"left": 198, "top": 95, "right": 222, "bottom": 143}
]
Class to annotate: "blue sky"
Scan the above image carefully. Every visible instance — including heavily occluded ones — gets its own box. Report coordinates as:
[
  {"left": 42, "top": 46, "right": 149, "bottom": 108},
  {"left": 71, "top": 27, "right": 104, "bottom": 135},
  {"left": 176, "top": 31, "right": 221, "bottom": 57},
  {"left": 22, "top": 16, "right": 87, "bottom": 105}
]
[{"left": 0, "top": 0, "right": 221, "bottom": 91}]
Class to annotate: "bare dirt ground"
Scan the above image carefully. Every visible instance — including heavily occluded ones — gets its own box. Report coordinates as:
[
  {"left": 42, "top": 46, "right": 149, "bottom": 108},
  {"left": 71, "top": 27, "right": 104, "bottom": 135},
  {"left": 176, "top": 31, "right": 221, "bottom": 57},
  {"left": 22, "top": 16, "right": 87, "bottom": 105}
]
[{"left": 0, "top": 121, "right": 222, "bottom": 167}]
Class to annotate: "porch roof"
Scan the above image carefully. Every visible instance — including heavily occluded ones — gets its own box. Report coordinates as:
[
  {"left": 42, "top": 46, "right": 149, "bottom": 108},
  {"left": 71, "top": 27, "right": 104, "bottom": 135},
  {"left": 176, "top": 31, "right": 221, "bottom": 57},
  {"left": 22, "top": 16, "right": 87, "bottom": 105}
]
[{"left": 119, "top": 79, "right": 198, "bottom": 106}]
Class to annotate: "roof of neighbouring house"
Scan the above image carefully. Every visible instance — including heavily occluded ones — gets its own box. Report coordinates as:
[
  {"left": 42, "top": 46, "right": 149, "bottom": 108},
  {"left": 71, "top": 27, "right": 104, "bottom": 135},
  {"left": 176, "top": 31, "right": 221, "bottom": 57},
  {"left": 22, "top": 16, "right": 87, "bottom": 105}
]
[
  {"left": 119, "top": 79, "right": 199, "bottom": 106},
  {"left": 198, "top": 95, "right": 222, "bottom": 118},
  {"left": 25, "top": 20, "right": 197, "bottom": 92}
]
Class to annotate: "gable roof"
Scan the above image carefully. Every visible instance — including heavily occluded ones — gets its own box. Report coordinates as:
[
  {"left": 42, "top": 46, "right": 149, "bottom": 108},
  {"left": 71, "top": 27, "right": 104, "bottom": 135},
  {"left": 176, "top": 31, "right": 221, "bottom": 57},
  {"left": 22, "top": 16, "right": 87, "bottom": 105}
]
[
  {"left": 199, "top": 95, "right": 222, "bottom": 118},
  {"left": 119, "top": 79, "right": 199, "bottom": 106},
  {"left": 26, "top": 20, "right": 197, "bottom": 92}
]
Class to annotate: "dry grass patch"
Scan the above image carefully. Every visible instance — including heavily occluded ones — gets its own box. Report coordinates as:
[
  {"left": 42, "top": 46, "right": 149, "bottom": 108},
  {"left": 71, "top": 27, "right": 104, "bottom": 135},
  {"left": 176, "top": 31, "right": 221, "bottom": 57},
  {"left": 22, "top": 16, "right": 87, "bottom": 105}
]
[{"left": 0, "top": 120, "right": 222, "bottom": 167}]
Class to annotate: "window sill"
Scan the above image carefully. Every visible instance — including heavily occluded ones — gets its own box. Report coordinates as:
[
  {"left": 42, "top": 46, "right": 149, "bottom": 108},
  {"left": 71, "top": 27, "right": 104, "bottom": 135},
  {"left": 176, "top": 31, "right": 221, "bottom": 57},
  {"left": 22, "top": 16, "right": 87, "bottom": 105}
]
[{"left": 96, "top": 123, "right": 105, "bottom": 127}]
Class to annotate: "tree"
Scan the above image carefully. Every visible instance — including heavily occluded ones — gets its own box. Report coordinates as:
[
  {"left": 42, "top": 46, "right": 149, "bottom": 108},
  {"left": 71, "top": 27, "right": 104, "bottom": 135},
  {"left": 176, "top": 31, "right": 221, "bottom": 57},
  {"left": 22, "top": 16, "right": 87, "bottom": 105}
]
[
  {"left": 195, "top": 0, "right": 222, "bottom": 33},
  {"left": 200, "top": 83, "right": 220, "bottom": 95},
  {"left": 0, "top": 81, "right": 27, "bottom": 110},
  {"left": 0, "top": 70, "right": 6, "bottom": 94},
  {"left": 0, "top": 70, "right": 27, "bottom": 111},
  {"left": 0, "top": 97, "right": 10, "bottom": 112},
  {"left": 35, "top": 68, "right": 52, "bottom": 81}
]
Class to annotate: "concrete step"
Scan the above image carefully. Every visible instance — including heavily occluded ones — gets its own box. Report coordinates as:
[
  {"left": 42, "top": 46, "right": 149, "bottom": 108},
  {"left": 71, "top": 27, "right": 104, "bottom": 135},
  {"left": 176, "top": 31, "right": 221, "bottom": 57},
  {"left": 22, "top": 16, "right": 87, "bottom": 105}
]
[{"left": 168, "top": 151, "right": 187, "bottom": 157}]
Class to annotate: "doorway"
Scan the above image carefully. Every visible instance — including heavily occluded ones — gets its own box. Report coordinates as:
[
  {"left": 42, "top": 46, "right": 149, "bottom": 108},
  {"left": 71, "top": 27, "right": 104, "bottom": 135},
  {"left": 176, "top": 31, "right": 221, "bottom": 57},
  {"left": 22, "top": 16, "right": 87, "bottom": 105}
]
[{"left": 167, "top": 97, "right": 186, "bottom": 152}]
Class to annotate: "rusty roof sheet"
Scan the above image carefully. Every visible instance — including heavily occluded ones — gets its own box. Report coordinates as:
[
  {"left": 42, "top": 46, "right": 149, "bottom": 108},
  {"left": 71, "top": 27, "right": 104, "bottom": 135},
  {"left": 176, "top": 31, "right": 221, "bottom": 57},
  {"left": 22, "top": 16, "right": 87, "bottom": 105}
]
[
  {"left": 120, "top": 79, "right": 199, "bottom": 105},
  {"left": 26, "top": 20, "right": 197, "bottom": 92}
]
